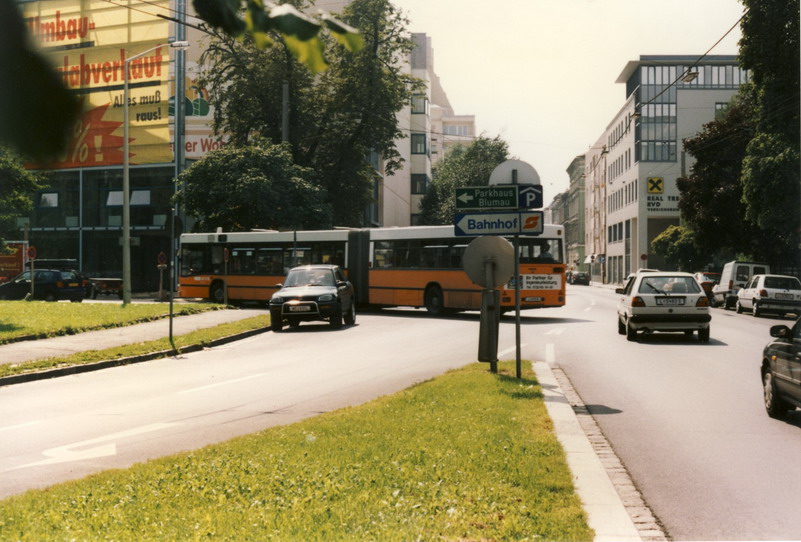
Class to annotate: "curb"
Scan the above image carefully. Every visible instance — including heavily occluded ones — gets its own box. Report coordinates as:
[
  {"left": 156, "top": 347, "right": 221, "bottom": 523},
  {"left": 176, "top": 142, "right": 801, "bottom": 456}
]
[
  {"left": 0, "top": 327, "right": 270, "bottom": 388},
  {"left": 533, "top": 360, "right": 643, "bottom": 542}
]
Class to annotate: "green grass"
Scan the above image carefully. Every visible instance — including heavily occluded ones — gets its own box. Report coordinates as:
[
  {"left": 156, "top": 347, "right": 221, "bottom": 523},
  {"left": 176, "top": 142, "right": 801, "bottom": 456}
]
[
  {"left": 0, "top": 314, "right": 270, "bottom": 378},
  {"left": 0, "top": 301, "right": 219, "bottom": 343},
  {"left": 0, "top": 362, "right": 592, "bottom": 541}
]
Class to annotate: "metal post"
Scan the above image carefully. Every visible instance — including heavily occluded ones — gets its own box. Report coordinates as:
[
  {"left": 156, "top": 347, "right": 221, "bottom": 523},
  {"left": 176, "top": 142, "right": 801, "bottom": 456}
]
[{"left": 512, "top": 169, "right": 522, "bottom": 378}]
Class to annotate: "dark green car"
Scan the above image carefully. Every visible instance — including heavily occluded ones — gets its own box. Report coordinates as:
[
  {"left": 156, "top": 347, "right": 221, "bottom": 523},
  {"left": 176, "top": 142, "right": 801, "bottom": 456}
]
[
  {"left": 0, "top": 269, "right": 87, "bottom": 302},
  {"left": 762, "top": 317, "right": 801, "bottom": 419},
  {"left": 269, "top": 265, "right": 355, "bottom": 331}
]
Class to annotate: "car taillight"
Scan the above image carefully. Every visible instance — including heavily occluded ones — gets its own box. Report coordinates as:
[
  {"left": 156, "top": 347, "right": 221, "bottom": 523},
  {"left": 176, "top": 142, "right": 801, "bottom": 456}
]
[
  {"left": 759, "top": 289, "right": 768, "bottom": 297},
  {"left": 696, "top": 296, "right": 709, "bottom": 307},
  {"left": 632, "top": 296, "right": 646, "bottom": 307},
  {"left": 57, "top": 281, "right": 65, "bottom": 288}
]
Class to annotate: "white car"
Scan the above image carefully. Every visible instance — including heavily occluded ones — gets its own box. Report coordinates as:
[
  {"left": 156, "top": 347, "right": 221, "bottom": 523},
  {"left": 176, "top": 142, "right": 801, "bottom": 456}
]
[
  {"left": 736, "top": 274, "right": 801, "bottom": 318},
  {"left": 616, "top": 272, "right": 711, "bottom": 342}
]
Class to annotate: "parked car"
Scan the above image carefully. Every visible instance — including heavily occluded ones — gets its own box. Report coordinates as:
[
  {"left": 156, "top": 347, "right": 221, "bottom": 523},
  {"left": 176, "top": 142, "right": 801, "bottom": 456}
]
[
  {"left": 269, "top": 265, "right": 355, "bottom": 331},
  {"left": 571, "top": 272, "right": 590, "bottom": 285},
  {"left": 736, "top": 274, "right": 801, "bottom": 318},
  {"left": 0, "top": 269, "right": 87, "bottom": 302},
  {"left": 693, "top": 271, "right": 720, "bottom": 301},
  {"left": 26, "top": 259, "right": 93, "bottom": 298},
  {"left": 761, "top": 317, "right": 801, "bottom": 418},
  {"left": 712, "top": 261, "right": 770, "bottom": 309},
  {"left": 616, "top": 271, "right": 711, "bottom": 342}
]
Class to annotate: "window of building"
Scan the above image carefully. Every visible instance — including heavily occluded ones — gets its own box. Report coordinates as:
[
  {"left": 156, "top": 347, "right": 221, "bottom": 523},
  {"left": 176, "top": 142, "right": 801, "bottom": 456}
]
[
  {"left": 443, "top": 125, "right": 469, "bottom": 136},
  {"left": 411, "top": 174, "right": 429, "bottom": 194},
  {"left": 39, "top": 192, "right": 58, "bottom": 208},
  {"left": 411, "top": 95, "right": 428, "bottom": 114},
  {"left": 411, "top": 133, "right": 428, "bottom": 155}
]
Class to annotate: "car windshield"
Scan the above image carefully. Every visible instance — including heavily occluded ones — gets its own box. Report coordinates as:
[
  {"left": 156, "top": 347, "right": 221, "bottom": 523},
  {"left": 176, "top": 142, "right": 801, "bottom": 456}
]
[
  {"left": 284, "top": 268, "right": 335, "bottom": 287},
  {"left": 764, "top": 276, "right": 801, "bottom": 290},
  {"left": 639, "top": 276, "right": 700, "bottom": 295}
]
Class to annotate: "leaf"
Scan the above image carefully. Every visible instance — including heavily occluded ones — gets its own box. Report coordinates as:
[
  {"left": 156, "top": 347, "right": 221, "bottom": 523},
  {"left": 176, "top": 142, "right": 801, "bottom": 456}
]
[
  {"left": 193, "top": 0, "right": 246, "bottom": 36},
  {"left": 319, "top": 12, "right": 364, "bottom": 52},
  {"left": 282, "top": 35, "right": 328, "bottom": 73},
  {"left": 268, "top": 3, "right": 320, "bottom": 41}
]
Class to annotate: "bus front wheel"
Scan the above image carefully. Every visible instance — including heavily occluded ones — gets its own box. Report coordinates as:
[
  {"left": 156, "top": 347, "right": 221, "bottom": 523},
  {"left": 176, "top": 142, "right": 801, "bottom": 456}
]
[{"left": 424, "top": 286, "right": 444, "bottom": 316}]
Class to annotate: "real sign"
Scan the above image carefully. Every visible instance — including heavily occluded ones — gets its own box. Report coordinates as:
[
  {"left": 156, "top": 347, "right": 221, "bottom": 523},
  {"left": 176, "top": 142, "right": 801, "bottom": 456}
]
[
  {"left": 455, "top": 184, "right": 543, "bottom": 210},
  {"left": 454, "top": 211, "right": 544, "bottom": 237}
]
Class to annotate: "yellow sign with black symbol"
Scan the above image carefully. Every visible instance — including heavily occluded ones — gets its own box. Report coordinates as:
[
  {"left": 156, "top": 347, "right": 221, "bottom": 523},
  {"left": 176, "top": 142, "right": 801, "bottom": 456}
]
[{"left": 647, "top": 177, "right": 664, "bottom": 194}]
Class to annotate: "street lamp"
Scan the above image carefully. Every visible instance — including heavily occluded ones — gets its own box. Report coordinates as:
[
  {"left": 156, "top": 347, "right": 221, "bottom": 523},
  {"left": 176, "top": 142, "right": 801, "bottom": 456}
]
[{"left": 123, "top": 40, "right": 190, "bottom": 305}]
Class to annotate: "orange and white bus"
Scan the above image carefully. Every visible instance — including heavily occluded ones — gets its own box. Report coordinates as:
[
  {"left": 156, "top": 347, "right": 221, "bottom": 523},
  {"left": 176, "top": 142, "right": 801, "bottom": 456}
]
[{"left": 179, "top": 225, "right": 566, "bottom": 313}]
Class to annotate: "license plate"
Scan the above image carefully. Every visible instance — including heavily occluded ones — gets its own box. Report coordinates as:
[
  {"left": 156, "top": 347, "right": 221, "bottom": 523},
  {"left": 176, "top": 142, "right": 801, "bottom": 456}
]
[
  {"left": 776, "top": 293, "right": 794, "bottom": 300},
  {"left": 656, "top": 297, "right": 685, "bottom": 306},
  {"left": 524, "top": 297, "right": 544, "bottom": 302},
  {"left": 288, "top": 305, "right": 311, "bottom": 312}
]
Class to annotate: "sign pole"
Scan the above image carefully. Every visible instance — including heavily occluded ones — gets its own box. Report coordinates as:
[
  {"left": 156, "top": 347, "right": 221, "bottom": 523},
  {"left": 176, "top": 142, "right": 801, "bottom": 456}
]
[{"left": 512, "top": 171, "right": 522, "bottom": 379}]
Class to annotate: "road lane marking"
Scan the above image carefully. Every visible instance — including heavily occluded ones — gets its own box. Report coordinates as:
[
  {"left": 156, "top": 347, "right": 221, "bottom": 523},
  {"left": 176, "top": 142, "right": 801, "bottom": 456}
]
[
  {"left": 584, "top": 300, "right": 596, "bottom": 312},
  {"left": 0, "top": 421, "right": 43, "bottom": 433},
  {"left": 12, "top": 422, "right": 179, "bottom": 470},
  {"left": 498, "top": 344, "right": 527, "bottom": 358},
  {"left": 179, "top": 372, "right": 271, "bottom": 394},
  {"left": 544, "top": 327, "right": 564, "bottom": 335}
]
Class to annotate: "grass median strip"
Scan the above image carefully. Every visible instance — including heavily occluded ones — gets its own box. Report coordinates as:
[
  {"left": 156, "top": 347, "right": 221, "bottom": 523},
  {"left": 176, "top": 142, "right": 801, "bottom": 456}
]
[
  {"left": 0, "top": 361, "right": 592, "bottom": 540},
  {"left": 0, "top": 315, "right": 270, "bottom": 379}
]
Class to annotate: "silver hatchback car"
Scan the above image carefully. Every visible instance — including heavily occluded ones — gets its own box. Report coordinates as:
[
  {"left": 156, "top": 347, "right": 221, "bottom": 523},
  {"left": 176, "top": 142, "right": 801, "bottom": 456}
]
[{"left": 617, "top": 272, "right": 711, "bottom": 342}]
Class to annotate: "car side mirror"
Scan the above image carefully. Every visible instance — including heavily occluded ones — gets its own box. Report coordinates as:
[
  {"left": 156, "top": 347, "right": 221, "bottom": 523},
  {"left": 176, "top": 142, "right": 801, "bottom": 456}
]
[
  {"left": 770, "top": 325, "right": 791, "bottom": 339},
  {"left": 615, "top": 288, "right": 625, "bottom": 294},
  {"left": 275, "top": 283, "right": 283, "bottom": 288}
]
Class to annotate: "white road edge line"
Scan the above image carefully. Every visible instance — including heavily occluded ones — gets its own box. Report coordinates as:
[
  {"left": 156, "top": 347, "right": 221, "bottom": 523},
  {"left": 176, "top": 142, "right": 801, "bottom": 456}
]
[{"left": 533, "top": 360, "right": 641, "bottom": 542}]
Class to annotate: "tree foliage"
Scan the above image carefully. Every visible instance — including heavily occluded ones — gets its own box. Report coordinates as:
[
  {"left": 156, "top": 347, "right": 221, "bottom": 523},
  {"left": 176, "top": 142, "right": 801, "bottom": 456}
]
[
  {"left": 737, "top": 0, "right": 800, "bottom": 268},
  {"left": 198, "top": 0, "right": 419, "bottom": 227},
  {"left": 650, "top": 225, "right": 704, "bottom": 272},
  {"left": 418, "top": 137, "right": 510, "bottom": 225},
  {"left": 678, "top": 88, "right": 757, "bottom": 259},
  {"left": 0, "top": 147, "right": 44, "bottom": 246},
  {"left": 175, "top": 140, "right": 331, "bottom": 232}
]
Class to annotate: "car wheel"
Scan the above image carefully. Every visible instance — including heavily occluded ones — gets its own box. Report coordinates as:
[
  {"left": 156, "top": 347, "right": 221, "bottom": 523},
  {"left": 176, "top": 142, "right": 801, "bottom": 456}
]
[
  {"left": 626, "top": 322, "right": 638, "bottom": 342},
  {"left": 330, "top": 303, "right": 343, "bottom": 329},
  {"left": 344, "top": 301, "right": 356, "bottom": 325},
  {"left": 617, "top": 317, "right": 625, "bottom": 335},
  {"left": 753, "top": 303, "right": 761, "bottom": 317},
  {"left": 44, "top": 292, "right": 57, "bottom": 302},
  {"left": 70, "top": 298, "right": 83, "bottom": 303},
  {"left": 684, "top": 330, "right": 694, "bottom": 337},
  {"left": 270, "top": 310, "right": 283, "bottom": 332},
  {"left": 763, "top": 368, "right": 789, "bottom": 419},
  {"left": 424, "top": 285, "right": 444, "bottom": 315},
  {"left": 698, "top": 326, "right": 710, "bottom": 343},
  {"left": 735, "top": 300, "right": 744, "bottom": 314}
]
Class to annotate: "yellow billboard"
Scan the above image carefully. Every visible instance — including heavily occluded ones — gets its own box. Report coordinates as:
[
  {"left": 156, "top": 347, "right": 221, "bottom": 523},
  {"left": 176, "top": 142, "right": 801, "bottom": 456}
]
[{"left": 22, "top": 0, "right": 172, "bottom": 168}]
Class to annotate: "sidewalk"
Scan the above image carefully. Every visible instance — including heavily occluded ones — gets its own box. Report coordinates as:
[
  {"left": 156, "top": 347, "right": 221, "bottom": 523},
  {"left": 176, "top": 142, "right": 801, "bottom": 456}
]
[{"left": 0, "top": 308, "right": 266, "bottom": 367}]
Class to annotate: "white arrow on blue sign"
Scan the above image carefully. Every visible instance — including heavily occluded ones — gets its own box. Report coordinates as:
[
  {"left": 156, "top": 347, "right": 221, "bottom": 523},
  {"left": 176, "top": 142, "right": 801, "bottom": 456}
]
[{"left": 454, "top": 210, "right": 544, "bottom": 237}]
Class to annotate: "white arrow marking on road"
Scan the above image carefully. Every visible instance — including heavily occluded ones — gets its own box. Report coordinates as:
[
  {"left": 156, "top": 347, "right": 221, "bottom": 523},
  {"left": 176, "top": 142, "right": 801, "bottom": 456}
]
[
  {"left": 498, "top": 344, "right": 528, "bottom": 358},
  {"left": 0, "top": 421, "right": 43, "bottom": 433},
  {"left": 544, "top": 327, "right": 565, "bottom": 336},
  {"left": 12, "top": 422, "right": 179, "bottom": 470}
]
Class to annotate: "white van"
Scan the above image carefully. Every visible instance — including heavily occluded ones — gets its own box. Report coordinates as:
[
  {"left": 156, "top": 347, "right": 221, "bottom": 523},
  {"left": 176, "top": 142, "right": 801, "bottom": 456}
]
[{"left": 712, "top": 261, "right": 770, "bottom": 309}]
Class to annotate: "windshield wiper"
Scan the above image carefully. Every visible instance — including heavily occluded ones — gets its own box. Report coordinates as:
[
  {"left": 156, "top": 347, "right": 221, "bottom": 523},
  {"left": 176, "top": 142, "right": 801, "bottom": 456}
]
[{"left": 644, "top": 281, "right": 667, "bottom": 295}]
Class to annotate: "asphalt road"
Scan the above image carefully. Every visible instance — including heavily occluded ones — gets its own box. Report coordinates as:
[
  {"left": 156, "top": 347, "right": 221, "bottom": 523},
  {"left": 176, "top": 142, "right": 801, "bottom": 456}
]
[{"left": 2, "top": 289, "right": 800, "bottom": 541}]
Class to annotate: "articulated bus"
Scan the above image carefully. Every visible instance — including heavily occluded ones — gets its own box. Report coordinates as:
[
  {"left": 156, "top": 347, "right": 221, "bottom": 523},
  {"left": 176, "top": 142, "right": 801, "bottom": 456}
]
[{"left": 178, "top": 225, "right": 566, "bottom": 313}]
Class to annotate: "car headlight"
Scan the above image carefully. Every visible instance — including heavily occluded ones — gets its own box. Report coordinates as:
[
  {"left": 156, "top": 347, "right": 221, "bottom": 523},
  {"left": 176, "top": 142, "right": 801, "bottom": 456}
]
[
  {"left": 271, "top": 297, "right": 283, "bottom": 304},
  {"left": 318, "top": 294, "right": 334, "bottom": 302}
]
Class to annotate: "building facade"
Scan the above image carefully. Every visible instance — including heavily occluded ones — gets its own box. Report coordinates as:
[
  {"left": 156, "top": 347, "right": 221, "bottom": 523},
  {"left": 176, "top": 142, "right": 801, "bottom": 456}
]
[
  {"left": 565, "top": 155, "right": 586, "bottom": 273},
  {"left": 585, "top": 55, "right": 748, "bottom": 284}
]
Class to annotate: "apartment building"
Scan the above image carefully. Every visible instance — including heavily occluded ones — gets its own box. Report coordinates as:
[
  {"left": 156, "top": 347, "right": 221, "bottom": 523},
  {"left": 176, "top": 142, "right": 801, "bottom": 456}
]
[{"left": 585, "top": 55, "right": 748, "bottom": 284}]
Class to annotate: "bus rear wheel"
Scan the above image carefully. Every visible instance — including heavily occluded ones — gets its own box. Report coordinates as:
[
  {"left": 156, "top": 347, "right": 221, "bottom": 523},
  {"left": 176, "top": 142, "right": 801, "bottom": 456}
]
[
  {"left": 424, "top": 286, "right": 444, "bottom": 316},
  {"left": 210, "top": 282, "right": 225, "bottom": 304}
]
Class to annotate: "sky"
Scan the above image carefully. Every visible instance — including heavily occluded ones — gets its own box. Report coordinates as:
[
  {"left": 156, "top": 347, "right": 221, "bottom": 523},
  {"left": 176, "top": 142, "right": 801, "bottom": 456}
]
[{"left": 392, "top": 0, "right": 746, "bottom": 207}]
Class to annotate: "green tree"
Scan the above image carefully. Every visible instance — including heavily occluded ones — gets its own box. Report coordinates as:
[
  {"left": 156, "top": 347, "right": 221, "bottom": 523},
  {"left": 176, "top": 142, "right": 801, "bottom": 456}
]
[
  {"left": 738, "top": 0, "right": 800, "bottom": 268},
  {"left": 198, "top": 0, "right": 418, "bottom": 226},
  {"left": 650, "top": 225, "right": 704, "bottom": 271},
  {"left": 0, "top": 147, "right": 44, "bottom": 246},
  {"left": 678, "top": 88, "right": 758, "bottom": 260},
  {"left": 175, "top": 140, "right": 331, "bottom": 232},
  {"left": 419, "top": 137, "right": 510, "bottom": 225}
]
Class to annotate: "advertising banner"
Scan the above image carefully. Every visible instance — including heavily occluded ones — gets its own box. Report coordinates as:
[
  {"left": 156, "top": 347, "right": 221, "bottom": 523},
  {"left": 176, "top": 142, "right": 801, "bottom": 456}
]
[{"left": 22, "top": 0, "right": 172, "bottom": 168}]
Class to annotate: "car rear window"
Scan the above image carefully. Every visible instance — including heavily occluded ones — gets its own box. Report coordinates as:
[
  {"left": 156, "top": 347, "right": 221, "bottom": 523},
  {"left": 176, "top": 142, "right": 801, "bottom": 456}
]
[
  {"left": 638, "top": 276, "right": 701, "bottom": 294},
  {"left": 764, "top": 276, "right": 801, "bottom": 290}
]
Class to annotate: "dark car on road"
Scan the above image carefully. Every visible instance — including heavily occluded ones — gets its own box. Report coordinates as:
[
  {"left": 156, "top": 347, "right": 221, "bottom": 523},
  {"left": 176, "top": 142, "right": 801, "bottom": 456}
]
[
  {"left": 761, "top": 317, "right": 801, "bottom": 419},
  {"left": 0, "top": 269, "right": 87, "bottom": 302},
  {"left": 269, "top": 265, "right": 355, "bottom": 331},
  {"left": 571, "top": 272, "right": 590, "bottom": 285}
]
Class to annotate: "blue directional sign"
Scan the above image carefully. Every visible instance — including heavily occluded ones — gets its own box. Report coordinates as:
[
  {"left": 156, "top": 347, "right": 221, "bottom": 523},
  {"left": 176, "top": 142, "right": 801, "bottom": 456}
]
[
  {"left": 454, "top": 210, "right": 544, "bottom": 237},
  {"left": 516, "top": 184, "right": 543, "bottom": 209}
]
